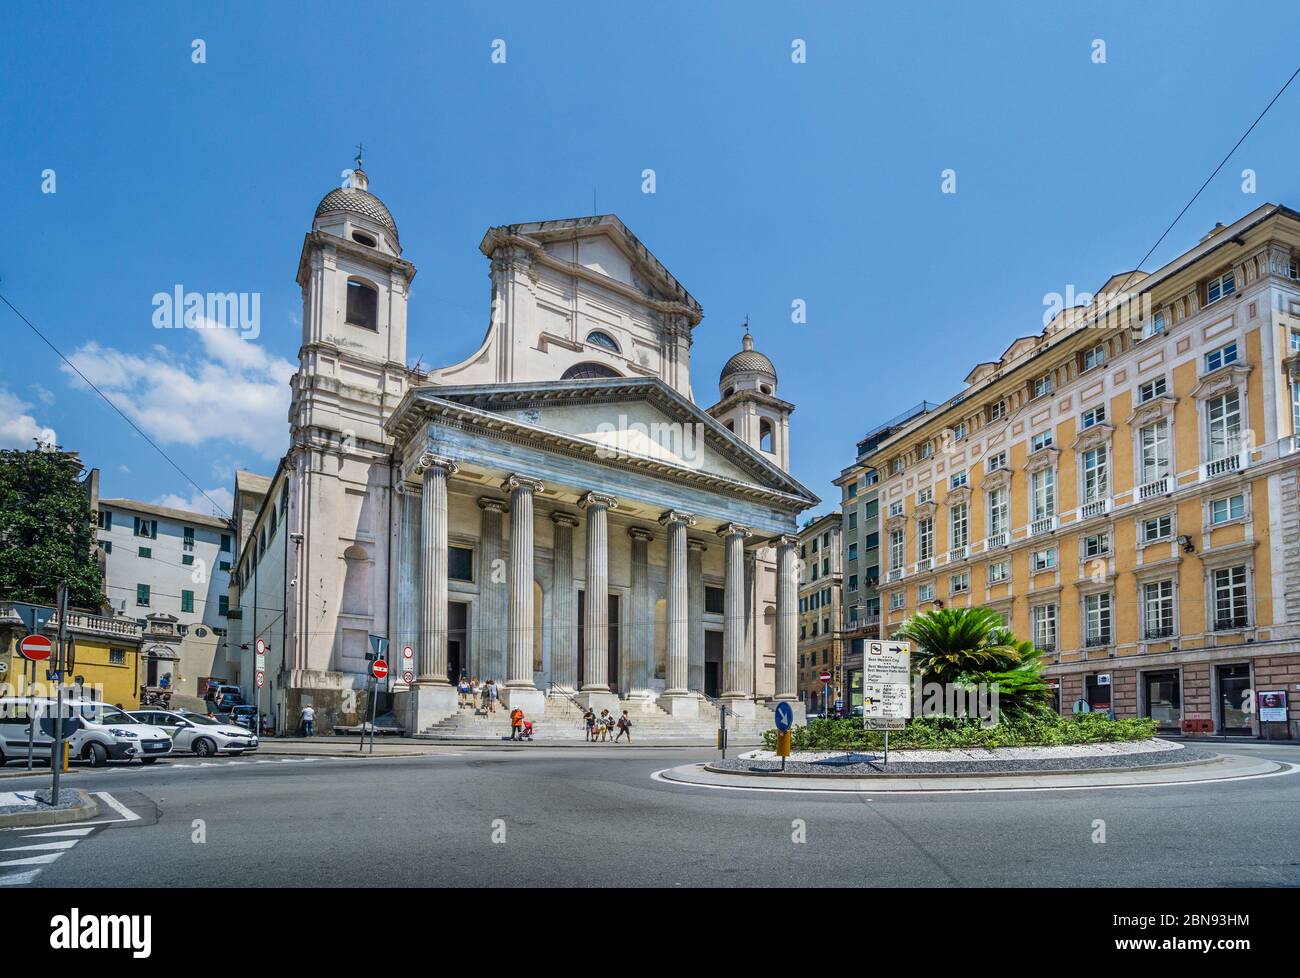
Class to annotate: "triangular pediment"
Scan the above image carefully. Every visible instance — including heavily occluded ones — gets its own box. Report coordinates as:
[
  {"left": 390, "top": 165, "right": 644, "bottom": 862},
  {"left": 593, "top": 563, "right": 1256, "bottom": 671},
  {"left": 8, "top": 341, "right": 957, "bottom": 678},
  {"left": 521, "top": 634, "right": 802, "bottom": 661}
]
[{"left": 387, "top": 378, "right": 817, "bottom": 506}]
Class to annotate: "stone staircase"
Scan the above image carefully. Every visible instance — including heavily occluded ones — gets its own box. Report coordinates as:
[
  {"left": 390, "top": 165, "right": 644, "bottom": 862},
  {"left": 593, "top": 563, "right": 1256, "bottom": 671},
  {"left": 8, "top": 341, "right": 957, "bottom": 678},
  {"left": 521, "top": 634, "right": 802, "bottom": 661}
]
[{"left": 415, "top": 693, "right": 775, "bottom": 743}]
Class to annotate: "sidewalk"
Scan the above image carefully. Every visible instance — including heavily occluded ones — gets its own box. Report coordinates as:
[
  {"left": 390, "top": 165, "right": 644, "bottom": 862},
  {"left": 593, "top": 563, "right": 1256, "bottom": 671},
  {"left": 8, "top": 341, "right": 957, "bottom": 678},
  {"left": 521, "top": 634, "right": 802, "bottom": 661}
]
[{"left": 256, "top": 736, "right": 734, "bottom": 755}]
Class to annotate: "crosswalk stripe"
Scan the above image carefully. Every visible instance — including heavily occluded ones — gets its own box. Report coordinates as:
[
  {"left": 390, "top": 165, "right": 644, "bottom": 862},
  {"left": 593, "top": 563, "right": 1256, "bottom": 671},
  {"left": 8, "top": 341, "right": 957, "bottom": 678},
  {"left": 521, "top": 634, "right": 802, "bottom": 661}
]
[
  {"left": 0, "top": 870, "right": 42, "bottom": 886},
  {"left": 1, "top": 840, "right": 79, "bottom": 852},
  {"left": 16, "top": 828, "right": 95, "bottom": 838},
  {"left": 0, "top": 852, "right": 63, "bottom": 867}
]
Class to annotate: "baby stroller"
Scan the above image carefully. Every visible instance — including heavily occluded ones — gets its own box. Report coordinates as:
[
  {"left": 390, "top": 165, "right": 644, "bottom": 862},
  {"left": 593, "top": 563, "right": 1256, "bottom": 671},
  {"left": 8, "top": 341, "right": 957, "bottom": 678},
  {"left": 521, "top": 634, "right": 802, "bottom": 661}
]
[{"left": 520, "top": 720, "right": 535, "bottom": 741}]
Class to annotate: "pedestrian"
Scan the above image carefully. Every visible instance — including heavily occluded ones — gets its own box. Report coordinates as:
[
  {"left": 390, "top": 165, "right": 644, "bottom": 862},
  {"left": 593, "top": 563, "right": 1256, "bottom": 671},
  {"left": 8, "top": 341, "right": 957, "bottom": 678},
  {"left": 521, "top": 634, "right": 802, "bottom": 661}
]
[
  {"left": 583, "top": 707, "right": 596, "bottom": 742},
  {"left": 470, "top": 676, "right": 481, "bottom": 712},
  {"left": 458, "top": 674, "right": 470, "bottom": 708},
  {"left": 487, "top": 679, "right": 499, "bottom": 714},
  {"left": 614, "top": 709, "right": 632, "bottom": 743},
  {"left": 509, "top": 706, "right": 524, "bottom": 741},
  {"left": 300, "top": 704, "right": 316, "bottom": 737},
  {"left": 597, "top": 709, "right": 611, "bottom": 742}
]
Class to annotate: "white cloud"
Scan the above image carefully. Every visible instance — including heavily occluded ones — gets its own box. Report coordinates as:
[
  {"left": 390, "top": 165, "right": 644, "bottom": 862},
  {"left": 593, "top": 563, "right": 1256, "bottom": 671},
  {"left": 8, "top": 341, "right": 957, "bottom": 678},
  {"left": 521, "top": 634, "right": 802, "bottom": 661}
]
[
  {"left": 0, "top": 386, "right": 58, "bottom": 450},
  {"left": 153, "top": 486, "right": 235, "bottom": 519},
  {"left": 61, "top": 326, "right": 294, "bottom": 459}
]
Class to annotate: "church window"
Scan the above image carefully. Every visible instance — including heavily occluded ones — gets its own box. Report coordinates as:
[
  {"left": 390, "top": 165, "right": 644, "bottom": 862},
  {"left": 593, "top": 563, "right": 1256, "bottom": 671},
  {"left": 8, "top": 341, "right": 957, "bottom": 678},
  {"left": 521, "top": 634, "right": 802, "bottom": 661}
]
[
  {"left": 351, "top": 230, "right": 377, "bottom": 248},
  {"left": 560, "top": 362, "right": 621, "bottom": 381},
  {"left": 759, "top": 384, "right": 771, "bottom": 394},
  {"left": 586, "top": 330, "right": 620, "bottom": 353},
  {"left": 346, "top": 278, "right": 379, "bottom": 330},
  {"left": 759, "top": 419, "right": 774, "bottom": 453},
  {"left": 449, "top": 546, "right": 474, "bottom": 582}
]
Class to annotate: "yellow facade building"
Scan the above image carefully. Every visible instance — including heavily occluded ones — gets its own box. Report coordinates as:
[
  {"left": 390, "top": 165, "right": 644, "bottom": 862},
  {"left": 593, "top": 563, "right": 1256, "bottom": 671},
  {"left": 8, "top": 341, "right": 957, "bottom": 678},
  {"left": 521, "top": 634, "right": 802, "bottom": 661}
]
[
  {"left": 1, "top": 602, "right": 145, "bottom": 709},
  {"left": 797, "top": 512, "right": 843, "bottom": 713},
  {"left": 872, "top": 204, "right": 1300, "bottom": 739}
]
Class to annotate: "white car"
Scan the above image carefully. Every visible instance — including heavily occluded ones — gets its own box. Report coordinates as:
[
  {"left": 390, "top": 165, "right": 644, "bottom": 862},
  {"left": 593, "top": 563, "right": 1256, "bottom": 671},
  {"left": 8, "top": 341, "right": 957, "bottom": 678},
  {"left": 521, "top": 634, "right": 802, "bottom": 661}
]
[
  {"left": 128, "top": 710, "right": 259, "bottom": 757},
  {"left": 0, "top": 697, "right": 173, "bottom": 768}
]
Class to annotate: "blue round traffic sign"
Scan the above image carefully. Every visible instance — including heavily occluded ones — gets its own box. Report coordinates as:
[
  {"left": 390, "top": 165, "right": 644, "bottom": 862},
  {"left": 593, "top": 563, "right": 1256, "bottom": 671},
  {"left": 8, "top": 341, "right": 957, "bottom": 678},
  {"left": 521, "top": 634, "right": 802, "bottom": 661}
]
[{"left": 774, "top": 701, "right": 794, "bottom": 732}]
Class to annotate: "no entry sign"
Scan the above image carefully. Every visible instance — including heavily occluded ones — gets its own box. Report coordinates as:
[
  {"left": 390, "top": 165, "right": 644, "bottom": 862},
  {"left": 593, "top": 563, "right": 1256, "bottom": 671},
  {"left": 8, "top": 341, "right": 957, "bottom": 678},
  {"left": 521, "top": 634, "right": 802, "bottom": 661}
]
[
  {"left": 19, "top": 634, "right": 53, "bottom": 662},
  {"left": 371, "top": 659, "right": 389, "bottom": 681},
  {"left": 819, "top": 670, "right": 832, "bottom": 684}
]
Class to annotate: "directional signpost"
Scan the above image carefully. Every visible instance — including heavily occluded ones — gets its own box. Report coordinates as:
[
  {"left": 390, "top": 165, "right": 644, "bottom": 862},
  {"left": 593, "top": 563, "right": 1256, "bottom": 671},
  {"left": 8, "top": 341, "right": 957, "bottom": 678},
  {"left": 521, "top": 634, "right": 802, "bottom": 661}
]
[
  {"left": 862, "top": 641, "right": 911, "bottom": 765},
  {"left": 773, "top": 701, "right": 795, "bottom": 771},
  {"left": 819, "top": 669, "right": 832, "bottom": 715}
]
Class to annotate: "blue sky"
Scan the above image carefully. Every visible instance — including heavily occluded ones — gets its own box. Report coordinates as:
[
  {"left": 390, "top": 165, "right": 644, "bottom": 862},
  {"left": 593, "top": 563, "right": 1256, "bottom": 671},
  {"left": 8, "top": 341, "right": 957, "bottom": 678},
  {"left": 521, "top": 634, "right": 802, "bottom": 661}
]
[{"left": 2, "top": 1, "right": 1298, "bottom": 518}]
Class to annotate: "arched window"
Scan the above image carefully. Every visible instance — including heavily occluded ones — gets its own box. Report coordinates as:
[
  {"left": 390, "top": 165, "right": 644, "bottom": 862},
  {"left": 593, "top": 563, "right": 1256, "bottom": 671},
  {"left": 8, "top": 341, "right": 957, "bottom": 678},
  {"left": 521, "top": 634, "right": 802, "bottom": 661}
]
[
  {"left": 351, "top": 230, "right": 377, "bottom": 248},
  {"left": 561, "top": 362, "right": 621, "bottom": 381},
  {"left": 346, "top": 278, "right": 378, "bottom": 330},
  {"left": 759, "top": 419, "right": 774, "bottom": 453},
  {"left": 586, "top": 330, "right": 620, "bottom": 353}
]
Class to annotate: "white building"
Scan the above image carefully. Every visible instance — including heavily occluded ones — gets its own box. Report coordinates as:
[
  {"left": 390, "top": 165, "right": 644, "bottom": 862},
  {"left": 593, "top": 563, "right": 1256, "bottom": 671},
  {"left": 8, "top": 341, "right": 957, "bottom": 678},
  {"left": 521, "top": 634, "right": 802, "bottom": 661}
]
[
  {"left": 223, "top": 163, "right": 818, "bottom": 735},
  {"left": 97, "top": 498, "right": 233, "bottom": 696}
]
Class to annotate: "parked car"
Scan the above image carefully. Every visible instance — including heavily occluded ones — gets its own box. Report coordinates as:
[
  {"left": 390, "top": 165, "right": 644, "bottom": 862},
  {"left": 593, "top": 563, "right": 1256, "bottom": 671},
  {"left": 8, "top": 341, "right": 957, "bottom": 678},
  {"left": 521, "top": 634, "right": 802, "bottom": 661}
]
[
  {"left": 128, "top": 709, "right": 259, "bottom": 757},
  {"left": 0, "top": 697, "right": 173, "bottom": 768},
  {"left": 204, "top": 684, "right": 244, "bottom": 711},
  {"left": 225, "top": 704, "right": 259, "bottom": 732}
]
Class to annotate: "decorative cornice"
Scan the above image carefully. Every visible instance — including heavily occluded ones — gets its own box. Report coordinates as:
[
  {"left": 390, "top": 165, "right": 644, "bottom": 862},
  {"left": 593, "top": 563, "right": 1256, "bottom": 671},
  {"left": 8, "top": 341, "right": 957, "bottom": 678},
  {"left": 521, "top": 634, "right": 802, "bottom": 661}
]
[
  {"left": 414, "top": 453, "right": 458, "bottom": 478},
  {"left": 982, "top": 467, "right": 1012, "bottom": 492},
  {"left": 1190, "top": 363, "right": 1251, "bottom": 401},
  {"left": 1126, "top": 395, "right": 1177, "bottom": 428},
  {"left": 946, "top": 485, "right": 972, "bottom": 506},
  {"left": 1072, "top": 422, "right": 1114, "bottom": 453},
  {"left": 502, "top": 474, "right": 545, "bottom": 494},
  {"left": 1024, "top": 446, "right": 1059, "bottom": 474},
  {"left": 579, "top": 490, "right": 618, "bottom": 510},
  {"left": 658, "top": 509, "right": 697, "bottom": 528},
  {"left": 913, "top": 500, "right": 937, "bottom": 520}
]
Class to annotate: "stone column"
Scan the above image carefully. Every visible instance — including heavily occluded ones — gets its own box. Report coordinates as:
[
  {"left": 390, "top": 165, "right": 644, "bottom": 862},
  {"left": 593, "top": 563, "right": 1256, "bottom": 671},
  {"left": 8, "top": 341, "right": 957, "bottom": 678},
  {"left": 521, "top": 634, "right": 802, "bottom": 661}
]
[
  {"left": 718, "top": 522, "right": 756, "bottom": 717},
  {"left": 578, "top": 491, "right": 619, "bottom": 712},
  {"left": 397, "top": 453, "right": 460, "bottom": 732},
  {"left": 476, "top": 497, "right": 508, "bottom": 684},
  {"left": 549, "top": 513, "right": 579, "bottom": 692},
  {"left": 687, "top": 539, "right": 706, "bottom": 695},
  {"left": 500, "top": 475, "right": 546, "bottom": 715},
  {"left": 658, "top": 510, "right": 699, "bottom": 715},
  {"left": 774, "top": 536, "right": 802, "bottom": 720},
  {"left": 627, "top": 527, "right": 655, "bottom": 702}
]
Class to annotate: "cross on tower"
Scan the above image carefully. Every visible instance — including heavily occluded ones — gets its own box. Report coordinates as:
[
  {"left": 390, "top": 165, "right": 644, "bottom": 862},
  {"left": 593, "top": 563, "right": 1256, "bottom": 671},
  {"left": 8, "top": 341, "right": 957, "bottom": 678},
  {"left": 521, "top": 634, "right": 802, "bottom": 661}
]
[{"left": 354, "top": 143, "right": 365, "bottom": 169}]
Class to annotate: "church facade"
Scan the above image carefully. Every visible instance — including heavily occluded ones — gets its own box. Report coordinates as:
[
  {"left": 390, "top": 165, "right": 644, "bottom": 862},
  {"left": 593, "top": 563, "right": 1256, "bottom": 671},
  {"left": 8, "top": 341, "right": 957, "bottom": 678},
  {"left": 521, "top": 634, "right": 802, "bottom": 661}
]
[{"left": 221, "top": 168, "right": 817, "bottom": 734}]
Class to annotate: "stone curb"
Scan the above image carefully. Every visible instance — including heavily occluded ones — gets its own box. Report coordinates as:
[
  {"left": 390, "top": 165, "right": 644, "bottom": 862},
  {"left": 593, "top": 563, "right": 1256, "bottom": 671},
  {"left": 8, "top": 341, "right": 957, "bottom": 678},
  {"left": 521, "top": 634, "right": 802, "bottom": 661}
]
[
  {"left": 703, "top": 754, "right": 1225, "bottom": 780},
  {"left": 0, "top": 789, "right": 97, "bottom": 828}
]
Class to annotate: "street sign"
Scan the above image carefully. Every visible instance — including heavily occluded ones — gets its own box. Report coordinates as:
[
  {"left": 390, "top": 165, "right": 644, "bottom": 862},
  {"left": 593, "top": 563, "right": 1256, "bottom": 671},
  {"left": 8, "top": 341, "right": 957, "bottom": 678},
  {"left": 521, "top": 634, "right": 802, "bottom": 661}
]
[
  {"left": 19, "top": 634, "right": 53, "bottom": 662},
  {"left": 255, "top": 670, "right": 265, "bottom": 689},
  {"left": 370, "top": 659, "right": 389, "bottom": 681},
  {"left": 819, "top": 670, "right": 832, "bottom": 683},
  {"left": 774, "top": 701, "right": 794, "bottom": 732},
  {"left": 862, "top": 641, "right": 910, "bottom": 729},
  {"left": 1072, "top": 699, "right": 1090, "bottom": 714},
  {"left": 255, "top": 638, "right": 266, "bottom": 672},
  {"left": 401, "top": 644, "right": 414, "bottom": 683},
  {"left": 368, "top": 635, "right": 389, "bottom": 661}
]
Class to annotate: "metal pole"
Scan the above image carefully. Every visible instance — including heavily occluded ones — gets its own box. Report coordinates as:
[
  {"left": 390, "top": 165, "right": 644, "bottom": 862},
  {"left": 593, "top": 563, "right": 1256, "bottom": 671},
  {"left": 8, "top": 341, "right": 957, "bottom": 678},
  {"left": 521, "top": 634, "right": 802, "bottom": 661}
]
[
  {"left": 883, "top": 729, "right": 889, "bottom": 766},
  {"left": 719, "top": 703, "right": 727, "bottom": 760},
  {"left": 368, "top": 678, "right": 378, "bottom": 755},
  {"left": 51, "top": 584, "right": 67, "bottom": 806},
  {"left": 25, "top": 658, "right": 34, "bottom": 770}
]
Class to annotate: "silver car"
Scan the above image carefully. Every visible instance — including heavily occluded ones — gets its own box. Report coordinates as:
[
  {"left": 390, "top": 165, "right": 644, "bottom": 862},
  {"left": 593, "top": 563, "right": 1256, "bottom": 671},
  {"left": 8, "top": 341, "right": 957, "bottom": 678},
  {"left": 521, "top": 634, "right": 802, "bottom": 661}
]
[{"left": 128, "top": 710, "right": 259, "bottom": 757}]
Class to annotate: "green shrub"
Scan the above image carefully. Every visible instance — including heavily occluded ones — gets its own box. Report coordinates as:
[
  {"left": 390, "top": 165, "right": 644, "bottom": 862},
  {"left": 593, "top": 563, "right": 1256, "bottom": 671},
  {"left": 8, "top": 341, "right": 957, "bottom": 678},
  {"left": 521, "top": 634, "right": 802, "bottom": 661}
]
[{"left": 761, "top": 710, "right": 1158, "bottom": 752}]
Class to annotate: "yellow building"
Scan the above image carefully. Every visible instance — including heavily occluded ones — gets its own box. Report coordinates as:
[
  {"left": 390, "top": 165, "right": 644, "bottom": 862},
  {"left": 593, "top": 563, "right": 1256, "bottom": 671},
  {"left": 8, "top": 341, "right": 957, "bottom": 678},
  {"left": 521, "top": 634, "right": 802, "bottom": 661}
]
[
  {"left": 872, "top": 204, "right": 1300, "bottom": 739},
  {"left": 0, "top": 602, "right": 145, "bottom": 709},
  {"left": 797, "top": 512, "right": 843, "bottom": 712}
]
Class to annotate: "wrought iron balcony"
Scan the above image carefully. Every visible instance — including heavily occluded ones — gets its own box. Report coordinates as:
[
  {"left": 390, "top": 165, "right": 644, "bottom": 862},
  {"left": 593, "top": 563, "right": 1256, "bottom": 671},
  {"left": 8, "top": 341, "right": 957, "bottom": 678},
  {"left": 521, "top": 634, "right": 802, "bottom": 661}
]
[{"left": 1144, "top": 625, "right": 1175, "bottom": 640}]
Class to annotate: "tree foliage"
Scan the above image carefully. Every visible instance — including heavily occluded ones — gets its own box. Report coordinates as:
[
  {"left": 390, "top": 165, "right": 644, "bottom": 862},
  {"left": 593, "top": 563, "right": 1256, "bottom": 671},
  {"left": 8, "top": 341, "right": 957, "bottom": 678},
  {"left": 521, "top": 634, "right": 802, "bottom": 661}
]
[{"left": 0, "top": 449, "right": 104, "bottom": 609}]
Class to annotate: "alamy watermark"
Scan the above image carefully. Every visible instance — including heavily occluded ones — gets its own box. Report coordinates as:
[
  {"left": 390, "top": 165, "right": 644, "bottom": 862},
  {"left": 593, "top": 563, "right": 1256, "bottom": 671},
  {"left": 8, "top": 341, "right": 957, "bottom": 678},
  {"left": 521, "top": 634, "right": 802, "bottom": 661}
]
[
  {"left": 594, "top": 415, "right": 707, "bottom": 467},
  {"left": 152, "top": 285, "right": 261, "bottom": 339}
]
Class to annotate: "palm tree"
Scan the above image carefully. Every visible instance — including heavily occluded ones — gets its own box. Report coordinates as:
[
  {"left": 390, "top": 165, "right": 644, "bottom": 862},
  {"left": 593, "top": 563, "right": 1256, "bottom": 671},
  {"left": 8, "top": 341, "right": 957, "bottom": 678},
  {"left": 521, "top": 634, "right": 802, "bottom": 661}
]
[{"left": 895, "top": 607, "right": 1022, "bottom": 682}]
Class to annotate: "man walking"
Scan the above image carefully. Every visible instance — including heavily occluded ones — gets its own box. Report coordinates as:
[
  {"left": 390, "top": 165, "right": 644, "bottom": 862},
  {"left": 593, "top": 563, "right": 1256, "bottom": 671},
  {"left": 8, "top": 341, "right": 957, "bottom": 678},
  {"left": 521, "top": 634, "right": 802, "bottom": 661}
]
[
  {"left": 300, "top": 704, "right": 316, "bottom": 737},
  {"left": 614, "top": 709, "right": 632, "bottom": 743},
  {"left": 509, "top": 706, "right": 524, "bottom": 741}
]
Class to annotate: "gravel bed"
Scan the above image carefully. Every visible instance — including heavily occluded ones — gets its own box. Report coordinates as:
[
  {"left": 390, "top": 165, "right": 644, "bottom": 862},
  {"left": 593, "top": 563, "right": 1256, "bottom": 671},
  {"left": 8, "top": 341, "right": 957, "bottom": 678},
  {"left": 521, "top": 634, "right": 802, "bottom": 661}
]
[{"left": 712, "top": 739, "right": 1217, "bottom": 776}]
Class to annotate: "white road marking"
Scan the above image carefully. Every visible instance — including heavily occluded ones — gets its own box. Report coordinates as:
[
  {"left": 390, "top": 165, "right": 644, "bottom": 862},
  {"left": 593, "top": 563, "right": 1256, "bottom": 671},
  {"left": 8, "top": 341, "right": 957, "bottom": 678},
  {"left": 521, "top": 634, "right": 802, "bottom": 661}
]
[
  {"left": 0, "top": 869, "right": 42, "bottom": 886},
  {"left": 1, "top": 839, "right": 80, "bottom": 852},
  {"left": 0, "top": 852, "right": 63, "bottom": 866},
  {"left": 17, "top": 828, "right": 95, "bottom": 837},
  {"left": 92, "top": 791, "right": 141, "bottom": 822}
]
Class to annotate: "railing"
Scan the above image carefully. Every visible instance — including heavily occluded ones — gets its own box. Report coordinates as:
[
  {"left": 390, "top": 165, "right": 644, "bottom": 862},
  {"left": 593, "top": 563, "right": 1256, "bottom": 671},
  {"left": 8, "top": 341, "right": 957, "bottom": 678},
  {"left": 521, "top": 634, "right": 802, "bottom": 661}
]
[
  {"left": 947, "top": 545, "right": 968, "bottom": 562},
  {"left": 915, "top": 557, "right": 934, "bottom": 573},
  {"left": 1281, "top": 435, "right": 1299, "bottom": 456},
  {"left": 1214, "top": 616, "right": 1249, "bottom": 632},
  {"left": 886, "top": 567, "right": 904, "bottom": 583},
  {"left": 1084, "top": 635, "right": 1111, "bottom": 649},
  {"left": 985, "top": 530, "right": 1009, "bottom": 550},
  {"left": 1080, "top": 497, "right": 1111, "bottom": 520},
  {"left": 1137, "top": 475, "right": 1170, "bottom": 500},
  {"left": 544, "top": 682, "right": 583, "bottom": 711},
  {"left": 1200, "top": 452, "right": 1244, "bottom": 481},
  {"left": 1030, "top": 515, "right": 1057, "bottom": 537},
  {"left": 46, "top": 610, "right": 141, "bottom": 639},
  {"left": 1144, "top": 625, "right": 1175, "bottom": 640}
]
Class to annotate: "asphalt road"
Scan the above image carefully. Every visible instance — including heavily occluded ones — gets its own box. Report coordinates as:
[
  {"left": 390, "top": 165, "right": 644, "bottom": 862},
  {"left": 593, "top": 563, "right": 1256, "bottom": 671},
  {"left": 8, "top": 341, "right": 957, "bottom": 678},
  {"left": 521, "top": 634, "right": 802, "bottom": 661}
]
[{"left": 3, "top": 742, "right": 1298, "bottom": 887}]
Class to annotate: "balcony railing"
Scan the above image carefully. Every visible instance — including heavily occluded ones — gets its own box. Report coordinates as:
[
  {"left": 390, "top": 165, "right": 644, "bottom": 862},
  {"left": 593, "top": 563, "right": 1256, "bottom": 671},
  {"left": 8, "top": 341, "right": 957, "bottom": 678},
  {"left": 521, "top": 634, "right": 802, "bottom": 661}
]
[
  {"left": 1214, "top": 615, "right": 1249, "bottom": 632},
  {"left": 1137, "top": 475, "right": 1171, "bottom": 500},
  {"left": 984, "top": 530, "right": 1009, "bottom": 550},
  {"left": 886, "top": 567, "right": 904, "bottom": 583},
  {"left": 46, "top": 610, "right": 142, "bottom": 639},
  {"left": 1084, "top": 634, "right": 1112, "bottom": 649},
  {"left": 1200, "top": 452, "right": 1245, "bottom": 481},
  {"left": 1144, "top": 625, "right": 1175, "bottom": 640},
  {"left": 948, "top": 545, "right": 968, "bottom": 562},
  {"left": 1080, "top": 497, "right": 1111, "bottom": 520},
  {"left": 915, "top": 557, "right": 934, "bottom": 573},
  {"left": 1030, "top": 515, "right": 1057, "bottom": 537}
]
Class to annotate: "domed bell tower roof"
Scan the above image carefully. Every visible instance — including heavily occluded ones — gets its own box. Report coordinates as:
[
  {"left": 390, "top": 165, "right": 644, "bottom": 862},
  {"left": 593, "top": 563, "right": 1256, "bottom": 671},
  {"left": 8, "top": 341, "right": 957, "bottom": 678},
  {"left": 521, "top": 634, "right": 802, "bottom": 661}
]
[
  {"left": 312, "top": 154, "right": 400, "bottom": 248},
  {"left": 720, "top": 330, "right": 777, "bottom": 385}
]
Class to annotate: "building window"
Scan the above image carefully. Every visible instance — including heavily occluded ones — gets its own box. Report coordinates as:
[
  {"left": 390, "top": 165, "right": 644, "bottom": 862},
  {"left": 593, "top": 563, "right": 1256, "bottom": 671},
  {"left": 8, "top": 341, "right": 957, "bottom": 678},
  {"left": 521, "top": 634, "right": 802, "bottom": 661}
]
[
  {"left": 889, "top": 591, "right": 905, "bottom": 611},
  {"left": 1205, "top": 271, "right": 1236, "bottom": 305},
  {"left": 950, "top": 469, "right": 967, "bottom": 490},
  {"left": 1081, "top": 447, "right": 1109, "bottom": 503},
  {"left": 1206, "top": 390, "right": 1242, "bottom": 461},
  {"left": 1142, "top": 310, "right": 1166, "bottom": 338},
  {"left": 919, "top": 441, "right": 933, "bottom": 460},
  {"left": 950, "top": 502, "right": 969, "bottom": 551},
  {"left": 917, "top": 518, "right": 934, "bottom": 562},
  {"left": 1082, "top": 533, "right": 1110, "bottom": 559},
  {"left": 953, "top": 421, "right": 969, "bottom": 441},
  {"left": 100, "top": 541, "right": 112, "bottom": 554},
  {"left": 1032, "top": 548, "right": 1056, "bottom": 572},
  {"left": 1034, "top": 373, "right": 1054, "bottom": 398},
  {"left": 1204, "top": 341, "right": 1239, "bottom": 374},
  {"left": 183, "top": 526, "right": 195, "bottom": 552},
  {"left": 705, "top": 586, "right": 725, "bottom": 614},
  {"left": 1141, "top": 514, "right": 1173, "bottom": 543},
  {"left": 1143, "top": 580, "right": 1175, "bottom": 639},
  {"left": 917, "top": 486, "right": 933, "bottom": 504},
  {"left": 1139, "top": 419, "right": 1170, "bottom": 485},
  {"left": 219, "top": 560, "right": 231, "bottom": 572},
  {"left": 847, "top": 511, "right": 858, "bottom": 530},
  {"left": 1083, "top": 344, "right": 1106, "bottom": 372},
  {"left": 133, "top": 517, "right": 157, "bottom": 539},
  {"left": 1031, "top": 468, "right": 1055, "bottom": 521},
  {"left": 848, "top": 574, "right": 858, "bottom": 591},
  {"left": 1210, "top": 494, "right": 1245, "bottom": 525},
  {"left": 888, "top": 500, "right": 904, "bottom": 518},
  {"left": 1212, "top": 565, "right": 1249, "bottom": 630},
  {"left": 182, "top": 554, "right": 194, "bottom": 566},
  {"left": 864, "top": 469, "right": 879, "bottom": 486},
  {"left": 1293, "top": 379, "right": 1300, "bottom": 434},
  {"left": 918, "top": 582, "right": 935, "bottom": 603},
  {"left": 1084, "top": 592, "right": 1112, "bottom": 647},
  {"left": 847, "top": 543, "right": 857, "bottom": 561},
  {"left": 847, "top": 481, "right": 858, "bottom": 499},
  {"left": 890, "top": 458, "right": 904, "bottom": 475},
  {"left": 989, "top": 399, "right": 1007, "bottom": 422},
  {"left": 448, "top": 546, "right": 474, "bottom": 582},
  {"left": 136, "top": 584, "right": 150, "bottom": 606},
  {"left": 1138, "top": 376, "right": 1167, "bottom": 403},
  {"left": 1291, "top": 328, "right": 1300, "bottom": 352},
  {"left": 987, "top": 487, "right": 1009, "bottom": 537},
  {"left": 1081, "top": 404, "right": 1106, "bottom": 429},
  {"left": 864, "top": 531, "right": 879, "bottom": 550},
  {"left": 986, "top": 450, "right": 1007, "bottom": 473},
  {"left": 889, "top": 529, "right": 905, "bottom": 571},
  {"left": 220, "top": 533, "right": 231, "bottom": 553},
  {"left": 1030, "top": 430, "right": 1054, "bottom": 453},
  {"left": 181, "top": 590, "right": 195, "bottom": 614},
  {"left": 950, "top": 572, "right": 969, "bottom": 594},
  {"left": 586, "top": 330, "right": 620, "bottom": 352},
  {"left": 759, "top": 419, "right": 774, "bottom": 453},
  {"left": 1032, "top": 604, "right": 1057, "bottom": 651},
  {"left": 108, "top": 649, "right": 127, "bottom": 665},
  {"left": 988, "top": 560, "right": 1008, "bottom": 584},
  {"left": 98, "top": 509, "right": 112, "bottom": 530},
  {"left": 138, "top": 546, "right": 152, "bottom": 559},
  {"left": 345, "top": 278, "right": 379, "bottom": 329},
  {"left": 218, "top": 595, "right": 229, "bottom": 616}
]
